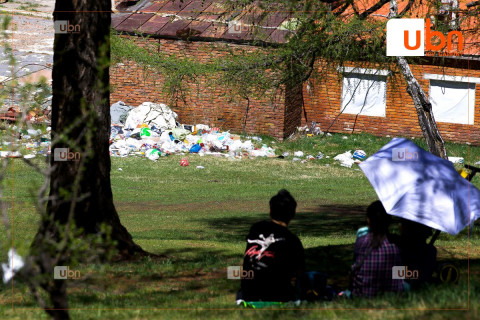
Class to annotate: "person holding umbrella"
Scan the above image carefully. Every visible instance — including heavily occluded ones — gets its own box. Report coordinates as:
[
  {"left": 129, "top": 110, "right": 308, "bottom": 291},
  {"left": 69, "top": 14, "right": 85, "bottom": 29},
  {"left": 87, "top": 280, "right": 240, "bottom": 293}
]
[
  {"left": 350, "top": 201, "right": 405, "bottom": 298},
  {"left": 391, "top": 219, "right": 437, "bottom": 288}
]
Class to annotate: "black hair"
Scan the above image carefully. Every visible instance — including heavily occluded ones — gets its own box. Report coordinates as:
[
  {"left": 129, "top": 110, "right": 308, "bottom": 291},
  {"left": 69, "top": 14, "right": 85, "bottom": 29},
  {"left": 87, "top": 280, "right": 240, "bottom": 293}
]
[
  {"left": 269, "top": 189, "right": 297, "bottom": 224},
  {"left": 366, "top": 200, "right": 392, "bottom": 248}
]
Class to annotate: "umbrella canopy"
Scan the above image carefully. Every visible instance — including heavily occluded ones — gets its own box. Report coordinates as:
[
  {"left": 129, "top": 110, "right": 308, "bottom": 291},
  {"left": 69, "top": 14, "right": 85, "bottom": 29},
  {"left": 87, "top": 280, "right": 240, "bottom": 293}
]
[{"left": 359, "top": 138, "right": 480, "bottom": 235}]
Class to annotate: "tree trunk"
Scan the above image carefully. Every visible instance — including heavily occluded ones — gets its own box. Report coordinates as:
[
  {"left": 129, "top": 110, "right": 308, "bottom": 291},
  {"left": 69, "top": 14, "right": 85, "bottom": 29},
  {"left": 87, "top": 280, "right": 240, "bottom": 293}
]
[
  {"left": 46, "top": 0, "right": 144, "bottom": 254},
  {"left": 30, "top": 0, "right": 146, "bottom": 316},
  {"left": 396, "top": 56, "right": 448, "bottom": 159}
]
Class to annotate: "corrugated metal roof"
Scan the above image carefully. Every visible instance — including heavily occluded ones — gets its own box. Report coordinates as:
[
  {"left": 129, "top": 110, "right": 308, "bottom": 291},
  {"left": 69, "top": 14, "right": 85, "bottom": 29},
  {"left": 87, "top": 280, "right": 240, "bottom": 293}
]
[
  {"left": 112, "top": 0, "right": 295, "bottom": 44},
  {"left": 112, "top": 0, "right": 479, "bottom": 54}
]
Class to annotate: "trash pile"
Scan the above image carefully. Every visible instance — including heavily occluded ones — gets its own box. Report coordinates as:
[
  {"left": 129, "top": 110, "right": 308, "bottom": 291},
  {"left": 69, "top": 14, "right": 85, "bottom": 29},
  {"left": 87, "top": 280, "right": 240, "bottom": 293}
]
[
  {"left": 0, "top": 126, "right": 51, "bottom": 159},
  {"left": 109, "top": 102, "right": 276, "bottom": 161}
]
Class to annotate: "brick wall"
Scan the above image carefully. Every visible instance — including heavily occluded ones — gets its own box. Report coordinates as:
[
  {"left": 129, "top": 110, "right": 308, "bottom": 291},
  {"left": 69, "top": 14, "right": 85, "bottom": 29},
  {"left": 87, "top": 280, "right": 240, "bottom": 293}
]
[
  {"left": 110, "top": 37, "right": 301, "bottom": 139},
  {"left": 110, "top": 35, "right": 480, "bottom": 144},
  {"left": 302, "top": 61, "right": 480, "bottom": 145}
]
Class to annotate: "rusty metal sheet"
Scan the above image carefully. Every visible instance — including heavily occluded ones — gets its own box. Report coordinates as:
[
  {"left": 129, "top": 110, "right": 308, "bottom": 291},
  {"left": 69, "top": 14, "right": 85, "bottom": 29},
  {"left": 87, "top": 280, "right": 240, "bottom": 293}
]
[
  {"left": 142, "top": 0, "right": 171, "bottom": 13},
  {"left": 160, "top": 19, "right": 192, "bottom": 37},
  {"left": 195, "top": 0, "right": 228, "bottom": 20},
  {"left": 200, "top": 21, "right": 227, "bottom": 39},
  {"left": 268, "top": 29, "right": 292, "bottom": 44},
  {"left": 186, "top": 20, "right": 213, "bottom": 35},
  {"left": 116, "top": 13, "right": 155, "bottom": 32},
  {"left": 177, "top": 0, "right": 214, "bottom": 17},
  {"left": 160, "top": 0, "right": 194, "bottom": 14},
  {"left": 139, "top": 15, "right": 172, "bottom": 34},
  {"left": 112, "top": 13, "right": 133, "bottom": 29}
]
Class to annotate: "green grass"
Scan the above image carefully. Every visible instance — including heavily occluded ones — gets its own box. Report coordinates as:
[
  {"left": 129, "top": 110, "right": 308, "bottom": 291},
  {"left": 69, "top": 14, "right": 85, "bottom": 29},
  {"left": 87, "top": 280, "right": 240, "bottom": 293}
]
[
  {"left": 17, "top": 2, "right": 40, "bottom": 12},
  {"left": 0, "top": 133, "right": 479, "bottom": 319}
]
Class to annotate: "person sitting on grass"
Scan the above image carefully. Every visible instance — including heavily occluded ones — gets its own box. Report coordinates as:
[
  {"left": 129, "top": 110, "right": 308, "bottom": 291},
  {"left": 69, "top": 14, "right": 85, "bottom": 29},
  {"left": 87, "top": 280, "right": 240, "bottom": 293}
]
[
  {"left": 350, "top": 201, "right": 404, "bottom": 298},
  {"left": 236, "top": 189, "right": 305, "bottom": 303},
  {"left": 394, "top": 219, "right": 437, "bottom": 288}
]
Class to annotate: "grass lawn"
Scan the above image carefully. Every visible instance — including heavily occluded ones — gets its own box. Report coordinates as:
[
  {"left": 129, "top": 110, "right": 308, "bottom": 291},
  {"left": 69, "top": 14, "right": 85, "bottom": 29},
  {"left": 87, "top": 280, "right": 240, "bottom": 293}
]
[{"left": 0, "top": 133, "right": 479, "bottom": 319}]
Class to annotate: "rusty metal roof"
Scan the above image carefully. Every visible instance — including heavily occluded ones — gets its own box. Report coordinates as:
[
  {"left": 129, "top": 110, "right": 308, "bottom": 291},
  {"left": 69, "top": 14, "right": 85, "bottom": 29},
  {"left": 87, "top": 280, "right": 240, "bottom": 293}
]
[
  {"left": 112, "top": 0, "right": 479, "bottom": 55},
  {"left": 112, "top": 0, "right": 295, "bottom": 44}
]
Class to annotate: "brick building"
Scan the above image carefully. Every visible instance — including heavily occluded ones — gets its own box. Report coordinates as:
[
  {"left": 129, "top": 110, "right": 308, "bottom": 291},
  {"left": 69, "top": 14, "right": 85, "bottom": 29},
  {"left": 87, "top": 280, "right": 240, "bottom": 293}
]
[{"left": 111, "top": 0, "right": 480, "bottom": 143}]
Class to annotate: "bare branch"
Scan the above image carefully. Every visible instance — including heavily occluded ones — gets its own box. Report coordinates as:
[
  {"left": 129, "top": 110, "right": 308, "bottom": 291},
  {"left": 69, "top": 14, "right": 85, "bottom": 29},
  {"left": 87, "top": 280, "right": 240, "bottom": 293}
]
[{"left": 359, "top": 0, "right": 390, "bottom": 19}]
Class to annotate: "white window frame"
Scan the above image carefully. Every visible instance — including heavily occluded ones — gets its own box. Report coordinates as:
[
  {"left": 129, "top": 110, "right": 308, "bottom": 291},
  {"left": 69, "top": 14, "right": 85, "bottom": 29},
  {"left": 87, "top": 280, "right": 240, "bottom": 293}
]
[
  {"left": 338, "top": 67, "right": 390, "bottom": 117},
  {"left": 426, "top": 75, "right": 477, "bottom": 125}
]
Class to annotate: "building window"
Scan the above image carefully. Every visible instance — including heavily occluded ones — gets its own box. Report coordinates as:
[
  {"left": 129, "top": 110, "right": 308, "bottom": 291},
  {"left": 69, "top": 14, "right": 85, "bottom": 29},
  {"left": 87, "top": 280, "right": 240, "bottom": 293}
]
[
  {"left": 340, "top": 70, "right": 388, "bottom": 117},
  {"left": 429, "top": 79, "right": 476, "bottom": 125}
]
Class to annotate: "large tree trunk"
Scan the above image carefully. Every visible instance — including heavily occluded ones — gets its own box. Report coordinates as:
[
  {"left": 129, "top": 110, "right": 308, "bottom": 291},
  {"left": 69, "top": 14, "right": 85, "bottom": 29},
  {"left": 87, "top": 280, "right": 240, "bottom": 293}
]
[
  {"left": 396, "top": 56, "right": 448, "bottom": 159},
  {"left": 46, "top": 0, "right": 144, "bottom": 255},
  {"left": 30, "top": 0, "right": 145, "bottom": 317}
]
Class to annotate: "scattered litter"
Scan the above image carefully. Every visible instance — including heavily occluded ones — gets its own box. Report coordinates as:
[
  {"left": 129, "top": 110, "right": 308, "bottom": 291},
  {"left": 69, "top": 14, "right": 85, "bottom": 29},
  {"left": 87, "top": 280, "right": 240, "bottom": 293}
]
[
  {"left": 118, "top": 168, "right": 123, "bottom": 171},
  {"left": 124, "top": 102, "right": 178, "bottom": 131},
  {"left": 316, "top": 152, "right": 324, "bottom": 160},
  {"left": 306, "top": 155, "right": 315, "bottom": 160},
  {"left": 196, "top": 166, "right": 205, "bottom": 169},
  {"left": 2, "top": 248, "right": 24, "bottom": 284},
  {"left": 146, "top": 149, "right": 161, "bottom": 161},
  {"left": 327, "top": 133, "right": 332, "bottom": 137},
  {"left": 334, "top": 150, "right": 354, "bottom": 168},
  {"left": 23, "top": 154, "right": 35, "bottom": 159},
  {"left": 110, "top": 101, "right": 133, "bottom": 125},
  {"left": 292, "top": 157, "right": 301, "bottom": 162},
  {"left": 342, "top": 136, "right": 348, "bottom": 140},
  {"left": 282, "top": 152, "right": 290, "bottom": 157},
  {"left": 448, "top": 157, "right": 464, "bottom": 164},
  {"left": 353, "top": 150, "right": 367, "bottom": 161},
  {"left": 294, "top": 151, "right": 304, "bottom": 157},
  {"left": 180, "top": 158, "right": 189, "bottom": 167},
  {"left": 0, "top": 151, "right": 21, "bottom": 158}
]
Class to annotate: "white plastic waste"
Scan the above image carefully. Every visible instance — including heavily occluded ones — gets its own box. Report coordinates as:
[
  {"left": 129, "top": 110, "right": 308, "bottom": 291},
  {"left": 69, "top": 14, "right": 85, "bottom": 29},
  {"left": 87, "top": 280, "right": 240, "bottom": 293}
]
[
  {"left": 2, "top": 248, "right": 24, "bottom": 284},
  {"left": 146, "top": 149, "right": 160, "bottom": 161},
  {"left": 448, "top": 157, "right": 464, "bottom": 164},
  {"left": 124, "top": 102, "right": 178, "bottom": 130},
  {"left": 294, "top": 151, "right": 304, "bottom": 157},
  {"left": 242, "top": 140, "right": 254, "bottom": 150},
  {"left": 334, "top": 150, "right": 355, "bottom": 168}
]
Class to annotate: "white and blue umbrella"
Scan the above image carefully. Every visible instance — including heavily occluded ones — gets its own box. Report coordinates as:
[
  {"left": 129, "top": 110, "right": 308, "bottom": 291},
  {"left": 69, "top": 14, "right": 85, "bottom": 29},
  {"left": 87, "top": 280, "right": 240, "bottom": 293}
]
[{"left": 359, "top": 138, "right": 480, "bottom": 235}]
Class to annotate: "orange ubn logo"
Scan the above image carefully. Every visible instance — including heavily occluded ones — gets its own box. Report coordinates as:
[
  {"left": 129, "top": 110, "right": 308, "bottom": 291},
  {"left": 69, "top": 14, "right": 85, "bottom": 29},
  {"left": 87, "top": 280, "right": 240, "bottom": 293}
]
[{"left": 387, "top": 18, "right": 464, "bottom": 56}]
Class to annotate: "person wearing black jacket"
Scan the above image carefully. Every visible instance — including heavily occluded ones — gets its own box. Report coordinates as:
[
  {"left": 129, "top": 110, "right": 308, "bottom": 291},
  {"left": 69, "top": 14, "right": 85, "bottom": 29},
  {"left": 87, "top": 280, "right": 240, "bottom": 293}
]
[{"left": 236, "top": 189, "right": 305, "bottom": 302}]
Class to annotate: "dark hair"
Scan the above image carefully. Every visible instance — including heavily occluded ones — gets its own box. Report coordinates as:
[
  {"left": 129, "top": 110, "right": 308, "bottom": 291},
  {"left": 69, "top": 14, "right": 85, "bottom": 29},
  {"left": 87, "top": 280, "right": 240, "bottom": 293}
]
[
  {"left": 269, "top": 189, "right": 297, "bottom": 224},
  {"left": 366, "top": 200, "right": 392, "bottom": 248}
]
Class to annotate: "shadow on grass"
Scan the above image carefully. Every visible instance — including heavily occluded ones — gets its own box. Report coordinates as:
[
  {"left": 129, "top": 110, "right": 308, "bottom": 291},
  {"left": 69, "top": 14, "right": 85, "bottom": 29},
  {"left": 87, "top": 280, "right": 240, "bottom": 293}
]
[{"left": 199, "top": 204, "right": 368, "bottom": 242}]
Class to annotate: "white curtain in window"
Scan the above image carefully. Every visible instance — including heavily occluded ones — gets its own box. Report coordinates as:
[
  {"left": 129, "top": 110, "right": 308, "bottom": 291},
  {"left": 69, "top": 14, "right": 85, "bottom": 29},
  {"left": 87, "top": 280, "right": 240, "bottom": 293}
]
[
  {"left": 429, "top": 80, "right": 476, "bottom": 125},
  {"left": 341, "top": 73, "right": 387, "bottom": 117}
]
